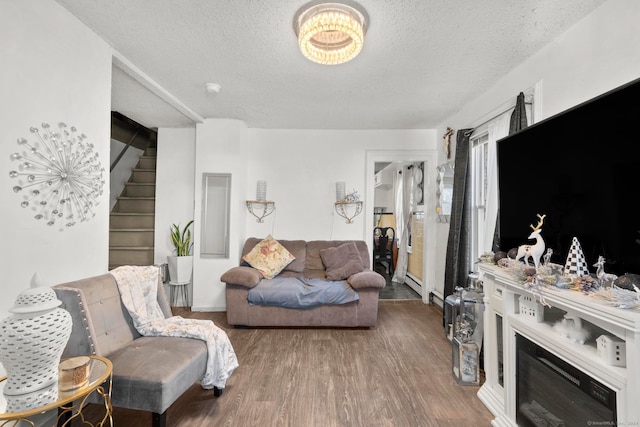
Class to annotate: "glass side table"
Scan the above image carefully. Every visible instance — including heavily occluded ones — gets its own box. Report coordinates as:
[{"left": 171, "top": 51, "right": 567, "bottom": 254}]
[{"left": 0, "top": 355, "right": 113, "bottom": 427}]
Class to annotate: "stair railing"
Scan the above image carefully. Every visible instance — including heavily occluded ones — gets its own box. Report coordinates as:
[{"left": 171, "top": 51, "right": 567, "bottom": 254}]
[{"left": 110, "top": 130, "right": 139, "bottom": 172}]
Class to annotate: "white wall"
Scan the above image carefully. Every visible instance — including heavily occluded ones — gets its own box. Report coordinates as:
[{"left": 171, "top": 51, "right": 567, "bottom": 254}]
[
  {"left": 0, "top": 1, "right": 111, "bottom": 381},
  {"left": 154, "top": 127, "right": 197, "bottom": 264},
  {"left": 188, "top": 127, "right": 435, "bottom": 310},
  {"left": 245, "top": 130, "right": 434, "bottom": 242},
  {"left": 374, "top": 164, "right": 398, "bottom": 212},
  {"left": 191, "top": 119, "right": 249, "bottom": 311},
  {"left": 432, "top": 0, "right": 640, "bottom": 299},
  {"left": 0, "top": 2, "right": 112, "bottom": 318}
]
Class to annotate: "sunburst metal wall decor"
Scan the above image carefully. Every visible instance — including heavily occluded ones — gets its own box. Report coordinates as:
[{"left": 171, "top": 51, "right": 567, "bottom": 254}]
[{"left": 9, "top": 122, "right": 105, "bottom": 231}]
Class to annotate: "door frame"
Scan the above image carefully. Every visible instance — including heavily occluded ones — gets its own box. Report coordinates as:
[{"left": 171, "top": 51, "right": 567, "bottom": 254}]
[{"left": 365, "top": 150, "right": 437, "bottom": 303}]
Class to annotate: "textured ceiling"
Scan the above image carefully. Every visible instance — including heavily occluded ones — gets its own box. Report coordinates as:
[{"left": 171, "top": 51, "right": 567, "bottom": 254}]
[{"left": 57, "top": 0, "right": 608, "bottom": 130}]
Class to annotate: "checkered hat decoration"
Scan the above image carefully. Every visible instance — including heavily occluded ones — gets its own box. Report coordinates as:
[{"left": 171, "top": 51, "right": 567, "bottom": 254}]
[{"left": 564, "top": 237, "right": 589, "bottom": 277}]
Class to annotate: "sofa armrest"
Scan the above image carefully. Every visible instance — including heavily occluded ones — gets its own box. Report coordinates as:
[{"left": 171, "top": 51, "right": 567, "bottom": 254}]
[
  {"left": 348, "top": 270, "right": 386, "bottom": 290},
  {"left": 220, "top": 266, "right": 262, "bottom": 288}
]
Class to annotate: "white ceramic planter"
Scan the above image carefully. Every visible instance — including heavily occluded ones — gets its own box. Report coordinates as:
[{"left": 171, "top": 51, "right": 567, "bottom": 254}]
[{"left": 167, "top": 255, "right": 193, "bottom": 284}]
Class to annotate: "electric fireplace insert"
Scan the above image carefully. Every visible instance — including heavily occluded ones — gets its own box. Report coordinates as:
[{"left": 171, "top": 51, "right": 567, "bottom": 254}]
[{"left": 516, "top": 334, "right": 616, "bottom": 426}]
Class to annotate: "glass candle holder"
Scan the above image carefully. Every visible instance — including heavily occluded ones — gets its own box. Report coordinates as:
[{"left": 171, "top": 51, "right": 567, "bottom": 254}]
[
  {"left": 336, "top": 181, "right": 346, "bottom": 201},
  {"left": 256, "top": 180, "right": 267, "bottom": 201}
]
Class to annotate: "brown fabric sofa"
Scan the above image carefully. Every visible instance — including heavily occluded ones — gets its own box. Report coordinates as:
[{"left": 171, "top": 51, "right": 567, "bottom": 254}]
[{"left": 221, "top": 238, "right": 386, "bottom": 328}]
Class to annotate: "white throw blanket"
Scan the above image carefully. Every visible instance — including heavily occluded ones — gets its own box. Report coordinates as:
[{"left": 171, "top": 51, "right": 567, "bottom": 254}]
[{"left": 110, "top": 265, "right": 238, "bottom": 389}]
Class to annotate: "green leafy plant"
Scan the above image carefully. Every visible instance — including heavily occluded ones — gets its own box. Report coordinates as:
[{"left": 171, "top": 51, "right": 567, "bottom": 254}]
[{"left": 170, "top": 220, "right": 194, "bottom": 256}]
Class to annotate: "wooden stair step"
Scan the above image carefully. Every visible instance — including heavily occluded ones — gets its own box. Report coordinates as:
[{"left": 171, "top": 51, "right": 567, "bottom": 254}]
[
  {"left": 136, "top": 157, "right": 156, "bottom": 169},
  {"left": 123, "top": 183, "right": 155, "bottom": 197},
  {"left": 131, "top": 169, "right": 156, "bottom": 183},
  {"left": 109, "top": 229, "right": 154, "bottom": 247},
  {"left": 114, "top": 197, "right": 155, "bottom": 213},
  {"left": 109, "top": 246, "right": 154, "bottom": 250},
  {"left": 110, "top": 213, "right": 155, "bottom": 228},
  {"left": 109, "top": 247, "right": 154, "bottom": 265}
]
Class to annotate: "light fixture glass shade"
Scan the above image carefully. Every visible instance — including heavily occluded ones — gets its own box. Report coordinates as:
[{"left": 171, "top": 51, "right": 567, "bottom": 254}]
[{"left": 294, "top": 2, "right": 367, "bottom": 65}]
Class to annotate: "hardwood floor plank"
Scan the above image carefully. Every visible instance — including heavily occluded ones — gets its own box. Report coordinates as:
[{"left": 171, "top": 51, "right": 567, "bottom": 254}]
[{"left": 79, "top": 301, "right": 493, "bottom": 426}]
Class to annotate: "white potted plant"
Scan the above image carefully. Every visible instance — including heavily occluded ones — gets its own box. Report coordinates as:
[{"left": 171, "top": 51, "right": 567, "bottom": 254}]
[{"left": 167, "top": 220, "right": 194, "bottom": 284}]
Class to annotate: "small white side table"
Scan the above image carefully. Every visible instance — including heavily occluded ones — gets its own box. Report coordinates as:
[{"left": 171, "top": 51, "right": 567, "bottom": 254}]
[{"left": 168, "top": 281, "right": 189, "bottom": 307}]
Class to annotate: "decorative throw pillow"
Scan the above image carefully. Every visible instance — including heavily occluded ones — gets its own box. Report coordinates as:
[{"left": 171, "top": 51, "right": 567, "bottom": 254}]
[
  {"left": 242, "top": 235, "right": 295, "bottom": 279},
  {"left": 320, "top": 242, "right": 365, "bottom": 281}
]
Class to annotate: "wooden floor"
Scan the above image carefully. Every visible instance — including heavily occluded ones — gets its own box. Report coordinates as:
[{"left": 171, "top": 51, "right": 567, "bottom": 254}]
[{"left": 83, "top": 301, "right": 494, "bottom": 427}]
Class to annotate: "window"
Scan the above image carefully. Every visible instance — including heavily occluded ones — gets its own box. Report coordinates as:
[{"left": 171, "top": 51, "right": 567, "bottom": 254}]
[
  {"left": 470, "top": 132, "right": 489, "bottom": 269},
  {"left": 467, "top": 90, "right": 535, "bottom": 271}
]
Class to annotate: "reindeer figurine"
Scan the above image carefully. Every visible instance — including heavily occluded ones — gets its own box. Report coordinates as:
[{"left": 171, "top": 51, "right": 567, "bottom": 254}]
[
  {"left": 515, "top": 214, "right": 547, "bottom": 271},
  {"left": 594, "top": 255, "right": 618, "bottom": 285}
]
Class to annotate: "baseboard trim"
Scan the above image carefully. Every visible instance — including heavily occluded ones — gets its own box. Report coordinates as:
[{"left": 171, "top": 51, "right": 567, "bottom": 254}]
[
  {"left": 190, "top": 306, "right": 227, "bottom": 312},
  {"left": 429, "top": 290, "right": 444, "bottom": 309}
]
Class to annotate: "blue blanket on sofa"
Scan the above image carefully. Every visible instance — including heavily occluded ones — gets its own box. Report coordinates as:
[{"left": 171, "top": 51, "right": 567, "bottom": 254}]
[{"left": 247, "top": 276, "right": 359, "bottom": 309}]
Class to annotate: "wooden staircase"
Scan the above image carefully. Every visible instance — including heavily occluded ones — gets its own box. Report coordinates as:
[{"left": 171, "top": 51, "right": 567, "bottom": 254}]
[{"left": 109, "top": 147, "right": 156, "bottom": 269}]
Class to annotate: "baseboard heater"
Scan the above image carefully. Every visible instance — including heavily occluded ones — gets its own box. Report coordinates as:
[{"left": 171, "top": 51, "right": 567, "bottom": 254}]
[{"left": 405, "top": 273, "right": 422, "bottom": 296}]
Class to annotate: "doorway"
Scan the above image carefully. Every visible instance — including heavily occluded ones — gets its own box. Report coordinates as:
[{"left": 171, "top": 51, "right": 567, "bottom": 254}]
[
  {"left": 365, "top": 150, "right": 437, "bottom": 303},
  {"left": 374, "top": 162, "right": 419, "bottom": 299}
]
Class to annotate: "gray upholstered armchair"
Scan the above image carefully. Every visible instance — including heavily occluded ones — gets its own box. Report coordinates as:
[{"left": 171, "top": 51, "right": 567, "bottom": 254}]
[{"left": 54, "top": 273, "right": 211, "bottom": 427}]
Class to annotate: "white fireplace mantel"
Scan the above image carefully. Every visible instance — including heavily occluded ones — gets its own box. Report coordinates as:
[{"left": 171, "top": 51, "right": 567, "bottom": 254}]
[{"left": 477, "top": 263, "right": 640, "bottom": 426}]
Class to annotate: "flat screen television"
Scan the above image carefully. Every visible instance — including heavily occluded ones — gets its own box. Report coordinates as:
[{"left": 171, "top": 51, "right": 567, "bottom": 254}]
[{"left": 497, "top": 77, "right": 640, "bottom": 277}]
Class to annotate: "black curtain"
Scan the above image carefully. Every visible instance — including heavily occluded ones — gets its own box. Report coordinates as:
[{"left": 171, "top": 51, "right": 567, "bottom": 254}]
[
  {"left": 509, "top": 92, "right": 528, "bottom": 134},
  {"left": 443, "top": 129, "right": 474, "bottom": 299},
  {"left": 494, "top": 92, "right": 529, "bottom": 251}
]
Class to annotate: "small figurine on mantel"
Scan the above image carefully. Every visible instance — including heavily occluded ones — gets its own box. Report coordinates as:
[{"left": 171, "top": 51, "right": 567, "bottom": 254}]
[
  {"left": 564, "top": 237, "right": 590, "bottom": 278},
  {"left": 594, "top": 255, "right": 618, "bottom": 286},
  {"left": 515, "top": 214, "right": 546, "bottom": 271},
  {"left": 553, "top": 314, "right": 590, "bottom": 344}
]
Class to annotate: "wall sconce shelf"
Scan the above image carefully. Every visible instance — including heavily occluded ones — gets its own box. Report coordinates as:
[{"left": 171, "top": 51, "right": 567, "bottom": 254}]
[
  {"left": 335, "top": 200, "right": 362, "bottom": 224},
  {"left": 246, "top": 200, "right": 275, "bottom": 223}
]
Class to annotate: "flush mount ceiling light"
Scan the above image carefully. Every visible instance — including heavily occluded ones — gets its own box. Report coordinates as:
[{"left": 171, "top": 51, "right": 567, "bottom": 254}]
[{"left": 293, "top": 1, "right": 368, "bottom": 65}]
